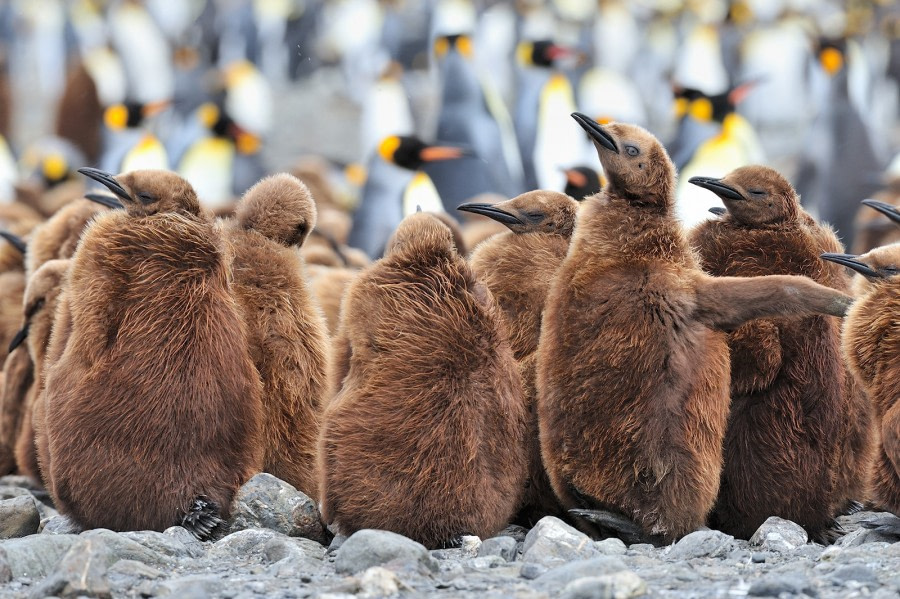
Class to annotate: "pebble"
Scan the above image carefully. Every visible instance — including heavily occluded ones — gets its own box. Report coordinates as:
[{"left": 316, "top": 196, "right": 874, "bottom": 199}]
[
  {"left": 521, "top": 516, "right": 599, "bottom": 566},
  {"left": 558, "top": 571, "right": 647, "bottom": 599},
  {"left": 0, "top": 533, "right": 79, "bottom": 581},
  {"left": 333, "top": 529, "right": 437, "bottom": 575},
  {"left": 0, "top": 495, "right": 40, "bottom": 539},
  {"left": 80, "top": 529, "right": 173, "bottom": 568},
  {"left": 39, "top": 514, "right": 81, "bottom": 535},
  {"left": 228, "top": 473, "right": 329, "bottom": 544},
  {"left": 747, "top": 573, "right": 817, "bottom": 597},
  {"left": 28, "top": 537, "right": 112, "bottom": 598},
  {"left": 749, "top": 517, "right": 809, "bottom": 552},
  {"left": 478, "top": 536, "right": 518, "bottom": 562},
  {"left": 828, "top": 565, "right": 879, "bottom": 585},
  {"left": 533, "top": 556, "right": 629, "bottom": 590},
  {"left": 357, "top": 566, "right": 401, "bottom": 596},
  {"left": 666, "top": 530, "right": 735, "bottom": 560},
  {"left": 594, "top": 538, "right": 627, "bottom": 556}
]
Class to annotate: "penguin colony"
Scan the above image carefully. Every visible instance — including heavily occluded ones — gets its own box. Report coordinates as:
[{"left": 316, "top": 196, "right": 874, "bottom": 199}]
[{"left": 0, "top": 0, "right": 898, "bottom": 554}]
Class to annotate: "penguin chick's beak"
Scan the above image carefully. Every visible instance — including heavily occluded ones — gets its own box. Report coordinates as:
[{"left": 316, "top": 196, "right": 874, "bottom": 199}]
[
  {"left": 77, "top": 168, "right": 131, "bottom": 202},
  {"left": 8, "top": 322, "right": 28, "bottom": 353},
  {"left": 0, "top": 230, "right": 27, "bottom": 254},
  {"left": 820, "top": 253, "right": 881, "bottom": 278},
  {"left": 457, "top": 203, "right": 524, "bottom": 227},
  {"left": 708, "top": 206, "right": 727, "bottom": 216},
  {"left": 419, "top": 146, "right": 473, "bottom": 162},
  {"left": 861, "top": 199, "right": 900, "bottom": 226},
  {"left": 571, "top": 113, "right": 618, "bottom": 154},
  {"left": 84, "top": 192, "right": 125, "bottom": 210},
  {"left": 688, "top": 177, "right": 746, "bottom": 202}
]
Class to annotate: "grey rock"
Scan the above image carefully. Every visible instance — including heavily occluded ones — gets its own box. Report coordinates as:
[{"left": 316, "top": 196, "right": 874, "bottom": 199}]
[
  {"left": 228, "top": 473, "right": 328, "bottom": 543},
  {"left": 829, "top": 565, "right": 879, "bottom": 585},
  {"left": 0, "top": 486, "right": 34, "bottom": 500},
  {"left": 749, "top": 517, "right": 808, "bottom": 552},
  {"left": 594, "top": 538, "right": 627, "bottom": 556},
  {"left": 0, "top": 495, "right": 40, "bottom": 539},
  {"left": 727, "top": 548, "right": 751, "bottom": 562},
  {"left": 263, "top": 535, "right": 325, "bottom": 564},
  {"left": 163, "top": 526, "right": 207, "bottom": 557},
  {"left": 751, "top": 552, "right": 770, "bottom": 563},
  {"left": 207, "top": 528, "right": 283, "bottom": 560},
  {"left": 80, "top": 529, "right": 173, "bottom": 568},
  {"left": 534, "top": 557, "right": 629, "bottom": 590},
  {"left": 836, "top": 526, "right": 898, "bottom": 547},
  {"left": 328, "top": 533, "right": 348, "bottom": 553},
  {"left": 334, "top": 529, "right": 436, "bottom": 575},
  {"left": 559, "top": 572, "right": 647, "bottom": 599},
  {"left": 120, "top": 530, "right": 196, "bottom": 560},
  {"left": 467, "top": 555, "right": 508, "bottom": 570},
  {"left": 667, "top": 530, "right": 734, "bottom": 560},
  {"left": 40, "top": 514, "right": 82, "bottom": 535},
  {"left": 520, "top": 562, "right": 548, "bottom": 580},
  {"left": 459, "top": 534, "right": 482, "bottom": 555},
  {"left": 478, "top": 536, "right": 518, "bottom": 562},
  {"left": 152, "top": 575, "right": 226, "bottom": 597},
  {"left": 106, "top": 559, "right": 165, "bottom": 580},
  {"left": 521, "top": 516, "right": 598, "bottom": 566},
  {"left": 0, "top": 533, "right": 79, "bottom": 581},
  {"left": 499, "top": 524, "right": 529, "bottom": 542},
  {"left": 358, "top": 566, "right": 401, "bottom": 596},
  {"left": 0, "top": 476, "right": 43, "bottom": 490},
  {"left": 29, "top": 537, "right": 112, "bottom": 598},
  {"left": 266, "top": 553, "right": 324, "bottom": 577},
  {"left": 748, "top": 573, "right": 817, "bottom": 597}
]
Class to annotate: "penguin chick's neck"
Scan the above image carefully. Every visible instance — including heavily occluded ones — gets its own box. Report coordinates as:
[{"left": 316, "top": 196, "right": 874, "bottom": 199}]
[{"left": 574, "top": 190, "right": 694, "bottom": 268}]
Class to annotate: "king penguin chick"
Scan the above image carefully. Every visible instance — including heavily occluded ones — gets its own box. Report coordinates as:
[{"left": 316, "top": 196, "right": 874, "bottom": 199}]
[
  {"left": 460, "top": 190, "right": 578, "bottom": 525},
  {"left": 319, "top": 212, "right": 529, "bottom": 548},
  {"left": 537, "top": 115, "right": 855, "bottom": 544},
  {"left": 688, "top": 166, "right": 872, "bottom": 542},
  {"left": 824, "top": 244, "right": 900, "bottom": 517},
  {"left": 226, "top": 174, "right": 329, "bottom": 498},
  {"left": 42, "top": 168, "right": 264, "bottom": 539}
]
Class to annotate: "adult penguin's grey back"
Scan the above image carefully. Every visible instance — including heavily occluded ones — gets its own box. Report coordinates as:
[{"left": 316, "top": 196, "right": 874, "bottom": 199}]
[{"left": 347, "top": 155, "right": 410, "bottom": 258}]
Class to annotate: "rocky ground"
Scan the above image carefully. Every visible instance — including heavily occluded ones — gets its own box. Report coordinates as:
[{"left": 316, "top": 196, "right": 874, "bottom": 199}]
[{"left": 1, "top": 474, "right": 900, "bottom": 598}]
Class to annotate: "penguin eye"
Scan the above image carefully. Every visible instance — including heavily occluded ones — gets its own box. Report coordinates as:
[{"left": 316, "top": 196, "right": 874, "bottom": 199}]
[
  {"left": 748, "top": 189, "right": 765, "bottom": 196},
  {"left": 136, "top": 191, "right": 156, "bottom": 205},
  {"left": 624, "top": 145, "right": 639, "bottom": 157},
  {"left": 25, "top": 298, "right": 45, "bottom": 319},
  {"left": 523, "top": 211, "right": 545, "bottom": 223}
]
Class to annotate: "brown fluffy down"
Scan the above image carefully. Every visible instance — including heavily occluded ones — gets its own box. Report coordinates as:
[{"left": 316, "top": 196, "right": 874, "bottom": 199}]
[
  {"left": 689, "top": 165, "right": 872, "bottom": 540},
  {"left": 43, "top": 173, "right": 263, "bottom": 533},
  {"left": 227, "top": 173, "right": 330, "bottom": 498},
  {"left": 306, "top": 265, "right": 357, "bottom": 337},
  {"left": 0, "top": 347, "right": 33, "bottom": 475},
  {"left": 25, "top": 198, "right": 109, "bottom": 277},
  {"left": 537, "top": 121, "right": 854, "bottom": 543},
  {"left": 467, "top": 190, "right": 579, "bottom": 525},
  {"left": 319, "top": 212, "right": 529, "bottom": 548},
  {"left": 840, "top": 245, "right": 900, "bottom": 515}
]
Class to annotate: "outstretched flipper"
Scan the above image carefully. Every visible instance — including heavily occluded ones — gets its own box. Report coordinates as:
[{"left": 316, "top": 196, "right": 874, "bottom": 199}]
[
  {"left": 180, "top": 496, "right": 225, "bottom": 541},
  {"left": 568, "top": 509, "right": 665, "bottom": 547}
]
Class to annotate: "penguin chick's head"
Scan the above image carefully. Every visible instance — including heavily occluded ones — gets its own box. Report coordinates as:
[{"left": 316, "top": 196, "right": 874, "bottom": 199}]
[
  {"left": 457, "top": 190, "right": 578, "bottom": 237},
  {"left": 378, "top": 136, "right": 469, "bottom": 171},
  {"left": 571, "top": 114, "right": 674, "bottom": 207},
  {"left": 385, "top": 212, "right": 456, "bottom": 257},
  {"left": 688, "top": 166, "right": 798, "bottom": 226},
  {"left": 236, "top": 173, "right": 317, "bottom": 248},
  {"left": 821, "top": 246, "right": 900, "bottom": 295},
  {"left": 77, "top": 168, "right": 201, "bottom": 217}
]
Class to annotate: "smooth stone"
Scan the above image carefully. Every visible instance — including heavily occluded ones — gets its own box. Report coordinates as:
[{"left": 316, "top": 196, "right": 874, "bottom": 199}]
[
  {"left": 207, "top": 528, "right": 283, "bottom": 560},
  {"left": 106, "top": 559, "right": 165, "bottom": 580},
  {"left": 0, "top": 534, "right": 79, "bottom": 582},
  {"left": 79, "top": 529, "right": 173, "bottom": 568},
  {"left": 0, "top": 495, "right": 40, "bottom": 539},
  {"left": 521, "top": 516, "right": 598, "bottom": 566},
  {"left": 163, "top": 526, "right": 207, "bottom": 558},
  {"left": 40, "top": 515, "right": 82, "bottom": 535},
  {"left": 227, "top": 473, "right": 328, "bottom": 543},
  {"left": 594, "top": 538, "right": 627, "bottom": 556},
  {"left": 262, "top": 535, "right": 325, "bottom": 564},
  {"left": 748, "top": 573, "right": 817, "bottom": 597},
  {"left": 120, "top": 530, "right": 196, "bottom": 559},
  {"left": 667, "top": 530, "right": 734, "bottom": 560},
  {"left": 534, "top": 557, "right": 629, "bottom": 590},
  {"left": 520, "top": 562, "right": 548, "bottom": 580},
  {"left": 829, "top": 565, "right": 879, "bottom": 585},
  {"left": 467, "top": 555, "right": 508, "bottom": 570},
  {"left": 559, "top": 571, "right": 647, "bottom": 599},
  {"left": 749, "top": 517, "right": 808, "bottom": 552},
  {"left": 334, "top": 529, "right": 437, "bottom": 575},
  {"left": 358, "top": 566, "right": 401, "bottom": 596},
  {"left": 28, "top": 537, "right": 112, "bottom": 598},
  {"left": 151, "top": 575, "right": 226, "bottom": 597},
  {"left": 478, "top": 536, "right": 518, "bottom": 562}
]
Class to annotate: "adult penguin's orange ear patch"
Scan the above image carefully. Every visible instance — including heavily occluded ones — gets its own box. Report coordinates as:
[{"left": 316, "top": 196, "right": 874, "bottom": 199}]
[{"left": 104, "top": 104, "right": 129, "bottom": 130}]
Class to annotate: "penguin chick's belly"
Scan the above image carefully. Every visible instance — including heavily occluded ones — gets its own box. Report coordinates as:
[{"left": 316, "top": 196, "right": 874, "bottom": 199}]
[{"left": 541, "top": 280, "right": 730, "bottom": 541}]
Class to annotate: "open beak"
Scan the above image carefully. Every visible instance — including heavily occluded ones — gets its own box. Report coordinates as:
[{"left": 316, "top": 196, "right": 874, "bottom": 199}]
[
  {"left": 84, "top": 192, "right": 124, "bottom": 210},
  {"left": 420, "top": 145, "right": 473, "bottom": 162},
  {"left": 0, "top": 230, "right": 26, "bottom": 254},
  {"left": 8, "top": 322, "right": 28, "bottom": 353},
  {"left": 571, "top": 113, "right": 618, "bottom": 153},
  {"left": 708, "top": 206, "right": 727, "bottom": 216},
  {"left": 861, "top": 199, "right": 900, "bottom": 226},
  {"left": 457, "top": 202, "right": 524, "bottom": 227},
  {"left": 78, "top": 168, "right": 131, "bottom": 202},
  {"left": 821, "top": 253, "right": 881, "bottom": 278},
  {"left": 688, "top": 177, "right": 746, "bottom": 202}
]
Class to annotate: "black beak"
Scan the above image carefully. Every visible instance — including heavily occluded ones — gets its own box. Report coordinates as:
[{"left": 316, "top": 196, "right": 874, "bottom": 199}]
[
  {"left": 861, "top": 199, "right": 900, "bottom": 226},
  {"left": 77, "top": 168, "right": 131, "bottom": 202},
  {"left": 821, "top": 253, "right": 881, "bottom": 278},
  {"left": 688, "top": 177, "right": 746, "bottom": 202},
  {"left": 8, "top": 322, "right": 28, "bottom": 353},
  {"left": 0, "top": 230, "right": 26, "bottom": 254},
  {"left": 457, "top": 203, "right": 524, "bottom": 227},
  {"left": 708, "top": 206, "right": 727, "bottom": 216},
  {"left": 571, "top": 113, "right": 618, "bottom": 153},
  {"left": 84, "top": 192, "right": 124, "bottom": 210}
]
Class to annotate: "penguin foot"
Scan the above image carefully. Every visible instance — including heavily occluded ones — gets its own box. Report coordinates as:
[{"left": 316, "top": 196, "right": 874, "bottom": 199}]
[
  {"left": 808, "top": 520, "right": 844, "bottom": 545},
  {"left": 181, "top": 496, "right": 225, "bottom": 541},
  {"left": 437, "top": 532, "right": 474, "bottom": 549},
  {"left": 840, "top": 500, "right": 865, "bottom": 516},
  {"left": 568, "top": 508, "right": 663, "bottom": 546}
]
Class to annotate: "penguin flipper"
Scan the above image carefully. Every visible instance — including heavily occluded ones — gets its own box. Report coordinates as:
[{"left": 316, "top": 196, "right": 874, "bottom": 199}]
[
  {"left": 840, "top": 500, "right": 865, "bottom": 516},
  {"left": 181, "top": 496, "right": 225, "bottom": 541},
  {"left": 568, "top": 508, "right": 659, "bottom": 546}
]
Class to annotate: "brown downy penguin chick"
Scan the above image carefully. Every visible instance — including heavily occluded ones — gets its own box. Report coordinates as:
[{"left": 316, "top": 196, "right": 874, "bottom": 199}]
[
  {"left": 42, "top": 168, "right": 263, "bottom": 539},
  {"left": 688, "top": 166, "right": 872, "bottom": 542},
  {"left": 460, "top": 190, "right": 578, "bottom": 526},
  {"left": 851, "top": 177, "right": 900, "bottom": 254},
  {"left": 11, "top": 259, "right": 70, "bottom": 483},
  {"left": 823, "top": 245, "right": 900, "bottom": 516},
  {"left": 226, "top": 173, "right": 329, "bottom": 498},
  {"left": 0, "top": 233, "right": 27, "bottom": 358},
  {"left": 306, "top": 265, "right": 357, "bottom": 337},
  {"left": 0, "top": 346, "right": 32, "bottom": 476},
  {"left": 537, "top": 115, "right": 854, "bottom": 544},
  {"left": 319, "top": 212, "right": 529, "bottom": 548}
]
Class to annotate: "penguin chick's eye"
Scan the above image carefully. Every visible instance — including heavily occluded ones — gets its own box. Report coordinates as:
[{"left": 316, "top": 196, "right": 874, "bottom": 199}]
[
  {"left": 25, "top": 298, "right": 45, "bottom": 319},
  {"left": 136, "top": 191, "right": 156, "bottom": 205},
  {"left": 624, "top": 145, "right": 639, "bottom": 157},
  {"left": 523, "top": 211, "right": 545, "bottom": 223},
  {"left": 748, "top": 189, "right": 765, "bottom": 196}
]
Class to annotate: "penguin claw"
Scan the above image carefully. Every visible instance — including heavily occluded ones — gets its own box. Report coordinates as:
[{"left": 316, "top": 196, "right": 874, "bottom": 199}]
[
  {"left": 568, "top": 508, "right": 660, "bottom": 546},
  {"left": 809, "top": 520, "right": 844, "bottom": 545},
  {"left": 841, "top": 500, "right": 865, "bottom": 516},
  {"left": 180, "top": 496, "right": 225, "bottom": 541},
  {"left": 437, "top": 536, "right": 464, "bottom": 549}
]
